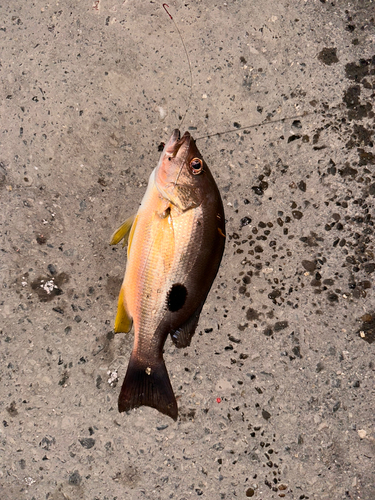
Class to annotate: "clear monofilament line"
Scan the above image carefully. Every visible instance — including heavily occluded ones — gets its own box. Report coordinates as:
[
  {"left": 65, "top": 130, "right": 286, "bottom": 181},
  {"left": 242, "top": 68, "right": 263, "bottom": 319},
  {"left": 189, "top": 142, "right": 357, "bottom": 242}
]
[{"left": 163, "top": 3, "right": 193, "bottom": 129}]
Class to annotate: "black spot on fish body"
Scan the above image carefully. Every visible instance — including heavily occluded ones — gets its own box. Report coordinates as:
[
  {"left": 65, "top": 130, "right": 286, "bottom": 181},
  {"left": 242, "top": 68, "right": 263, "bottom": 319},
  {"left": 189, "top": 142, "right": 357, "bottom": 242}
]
[{"left": 167, "top": 284, "right": 187, "bottom": 312}]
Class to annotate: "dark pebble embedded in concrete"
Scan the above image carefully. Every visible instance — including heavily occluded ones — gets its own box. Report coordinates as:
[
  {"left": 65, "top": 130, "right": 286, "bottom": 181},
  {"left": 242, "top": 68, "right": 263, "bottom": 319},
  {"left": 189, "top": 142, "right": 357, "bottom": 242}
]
[
  {"left": 39, "top": 436, "right": 56, "bottom": 450},
  {"left": 274, "top": 321, "right": 288, "bottom": 331},
  {"left": 262, "top": 409, "right": 271, "bottom": 420},
  {"left": 36, "top": 234, "right": 47, "bottom": 244},
  {"left": 240, "top": 216, "right": 252, "bottom": 227},
  {"left": 228, "top": 335, "right": 241, "bottom": 343},
  {"left": 333, "top": 401, "right": 341, "bottom": 412},
  {"left": 68, "top": 470, "right": 82, "bottom": 485},
  {"left": 310, "top": 279, "right": 321, "bottom": 287},
  {"left": 47, "top": 264, "right": 57, "bottom": 275},
  {"left": 58, "top": 371, "right": 69, "bottom": 385},
  {"left": 292, "top": 210, "right": 303, "bottom": 220},
  {"left": 53, "top": 307, "right": 64, "bottom": 314},
  {"left": 246, "top": 308, "right": 259, "bottom": 321},
  {"left": 364, "top": 263, "right": 375, "bottom": 274},
  {"left": 287, "top": 134, "right": 301, "bottom": 143},
  {"left": 292, "top": 346, "right": 302, "bottom": 358},
  {"left": 6, "top": 401, "right": 18, "bottom": 416},
  {"left": 316, "top": 362, "right": 324, "bottom": 372},
  {"left": 327, "top": 292, "right": 339, "bottom": 302},
  {"left": 79, "top": 437, "right": 95, "bottom": 449},
  {"left": 339, "top": 165, "right": 357, "bottom": 177},
  {"left": 156, "top": 424, "right": 169, "bottom": 431},
  {"left": 263, "top": 327, "right": 273, "bottom": 337},
  {"left": 268, "top": 289, "right": 281, "bottom": 300},
  {"left": 252, "top": 186, "right": 264, "bottom": 196}
]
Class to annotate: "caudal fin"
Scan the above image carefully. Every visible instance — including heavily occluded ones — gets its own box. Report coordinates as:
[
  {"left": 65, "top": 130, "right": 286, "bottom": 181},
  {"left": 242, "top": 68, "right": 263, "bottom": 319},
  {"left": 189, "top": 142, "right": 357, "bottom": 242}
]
[{"left": 118, "top": 352, "right": 178, "bottom": 420}]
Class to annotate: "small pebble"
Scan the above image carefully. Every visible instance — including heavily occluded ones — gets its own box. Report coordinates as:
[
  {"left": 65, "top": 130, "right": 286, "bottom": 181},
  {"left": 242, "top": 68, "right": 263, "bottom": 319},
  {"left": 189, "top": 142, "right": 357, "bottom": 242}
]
[{"left": 79, "top": 438, "right": 95, "bottom": 449}]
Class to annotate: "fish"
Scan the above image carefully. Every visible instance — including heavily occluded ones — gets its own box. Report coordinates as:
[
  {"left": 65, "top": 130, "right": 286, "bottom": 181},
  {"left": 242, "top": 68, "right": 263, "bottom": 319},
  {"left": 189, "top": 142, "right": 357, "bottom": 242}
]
[{"left": 110, "top": 129, "right": 225, "bottom": 420}]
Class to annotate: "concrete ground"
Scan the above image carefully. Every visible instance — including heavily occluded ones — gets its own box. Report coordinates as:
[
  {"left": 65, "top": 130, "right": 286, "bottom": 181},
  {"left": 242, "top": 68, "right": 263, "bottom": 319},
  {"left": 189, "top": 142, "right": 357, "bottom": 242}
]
[{"left": 1, "top": 0, "right": 374, "bottom": 499}]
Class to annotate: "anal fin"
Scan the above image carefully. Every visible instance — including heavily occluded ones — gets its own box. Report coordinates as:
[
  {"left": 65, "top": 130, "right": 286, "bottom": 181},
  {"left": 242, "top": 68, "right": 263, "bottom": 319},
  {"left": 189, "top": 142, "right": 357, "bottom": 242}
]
[
  {"left": 114, "top": 286, "right": 132, "bottom": 333},
  {"left": 170, "top": 301, "right": 204, "bottom": 348},
  {"left": 118, "top": 352, "right": 177, "bottom": 420}
]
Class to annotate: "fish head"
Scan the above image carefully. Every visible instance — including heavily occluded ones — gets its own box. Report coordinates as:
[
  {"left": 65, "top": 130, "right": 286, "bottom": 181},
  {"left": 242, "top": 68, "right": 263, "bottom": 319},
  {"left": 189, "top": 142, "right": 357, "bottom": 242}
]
[{"left": 155, "top": 129, "right": 213, "bottom": 212}]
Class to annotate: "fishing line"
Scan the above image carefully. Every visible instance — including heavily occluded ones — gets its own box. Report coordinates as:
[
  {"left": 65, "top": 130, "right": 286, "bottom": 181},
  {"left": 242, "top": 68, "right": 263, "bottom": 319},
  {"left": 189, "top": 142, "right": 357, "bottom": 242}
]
[
  {"left": 161, "top": 5, "right": 317, "bottom": 144},
  {"left": 173, "top": 133, "right": 191, "bottom": 189},
  {"left": 195, "top": 111, "right": 316, "bottom": 141},
  {"left": 162, "top": 3, "right": 193, "bottom": 129}
]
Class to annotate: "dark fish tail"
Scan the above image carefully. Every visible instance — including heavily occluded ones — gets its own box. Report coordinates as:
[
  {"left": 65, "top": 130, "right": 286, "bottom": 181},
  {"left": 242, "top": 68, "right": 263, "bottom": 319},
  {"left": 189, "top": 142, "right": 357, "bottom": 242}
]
[{"left": 118, "top": 352, "right": 178, "bottom": 420}]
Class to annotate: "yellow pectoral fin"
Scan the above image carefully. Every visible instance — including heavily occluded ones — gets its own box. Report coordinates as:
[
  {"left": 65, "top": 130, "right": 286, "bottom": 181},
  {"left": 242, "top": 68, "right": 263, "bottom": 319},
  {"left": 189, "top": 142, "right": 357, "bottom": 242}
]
[
  {"left": 114, "top": 286, "right": 133, "bottom": 333},
  {"left": 110, "top": 214, "right": 136, "bottom": 247}
]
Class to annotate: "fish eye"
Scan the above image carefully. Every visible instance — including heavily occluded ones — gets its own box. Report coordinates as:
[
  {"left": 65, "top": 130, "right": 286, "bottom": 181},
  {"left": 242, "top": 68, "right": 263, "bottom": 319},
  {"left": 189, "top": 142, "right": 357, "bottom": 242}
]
[{"left": 189, "top": 157, "right": 203, "bottom": 175}]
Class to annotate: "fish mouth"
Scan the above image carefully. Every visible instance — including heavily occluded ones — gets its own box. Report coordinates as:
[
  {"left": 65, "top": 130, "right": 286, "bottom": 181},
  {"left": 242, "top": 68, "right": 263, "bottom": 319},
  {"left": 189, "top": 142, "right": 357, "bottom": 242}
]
[
  {"left": 164, "top": 129, "right": 191, "bottom": 159},
  {"left": 155, "top": 129, "right": 197, "bottom": 210}
]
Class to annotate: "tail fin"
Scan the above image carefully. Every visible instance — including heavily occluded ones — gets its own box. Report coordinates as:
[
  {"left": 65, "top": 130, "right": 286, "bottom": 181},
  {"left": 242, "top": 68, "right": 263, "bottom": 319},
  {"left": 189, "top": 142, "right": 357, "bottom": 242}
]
[{"left": 118, "top": 352, "right": 178, "bottom": 420}]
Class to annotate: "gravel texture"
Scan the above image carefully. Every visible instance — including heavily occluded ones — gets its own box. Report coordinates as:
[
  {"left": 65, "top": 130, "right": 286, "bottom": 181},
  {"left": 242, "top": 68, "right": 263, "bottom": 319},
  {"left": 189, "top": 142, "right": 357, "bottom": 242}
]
[{"left": 1, "top": 1, "right": 374, "bottom": 499}]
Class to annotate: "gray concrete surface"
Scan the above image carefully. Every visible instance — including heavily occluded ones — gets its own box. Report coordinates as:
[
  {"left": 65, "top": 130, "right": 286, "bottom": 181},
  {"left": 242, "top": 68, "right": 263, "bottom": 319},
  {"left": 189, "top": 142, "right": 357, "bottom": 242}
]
[{"left": 1, "top": 0, "right": 375, "bottom": 499}]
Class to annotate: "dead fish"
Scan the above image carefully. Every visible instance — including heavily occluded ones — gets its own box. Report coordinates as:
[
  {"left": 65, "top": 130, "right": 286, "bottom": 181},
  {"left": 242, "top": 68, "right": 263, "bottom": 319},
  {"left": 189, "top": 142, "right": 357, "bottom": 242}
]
[{"left": 110, "top": 129, "right": 225, "bottom": 420}]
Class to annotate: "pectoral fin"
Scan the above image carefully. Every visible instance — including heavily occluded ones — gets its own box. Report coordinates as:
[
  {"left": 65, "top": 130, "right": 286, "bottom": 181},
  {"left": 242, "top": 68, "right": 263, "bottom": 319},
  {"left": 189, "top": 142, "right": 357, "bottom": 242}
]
[
  {"left": 170, "top": 301, "right": 205, "bottom": 348},
  {"left": 114, "top": 286, "right": 133, "bottom": 333},
  {"left": 110, "top": 214, "right": 136, "bottom": 248}
]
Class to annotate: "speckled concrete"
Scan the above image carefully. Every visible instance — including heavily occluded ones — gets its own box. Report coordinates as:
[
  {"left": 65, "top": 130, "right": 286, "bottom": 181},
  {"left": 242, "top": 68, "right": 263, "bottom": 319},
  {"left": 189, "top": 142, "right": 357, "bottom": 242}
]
[{"left": 1, "top": 1, "right": 375, "bottom": 499}]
